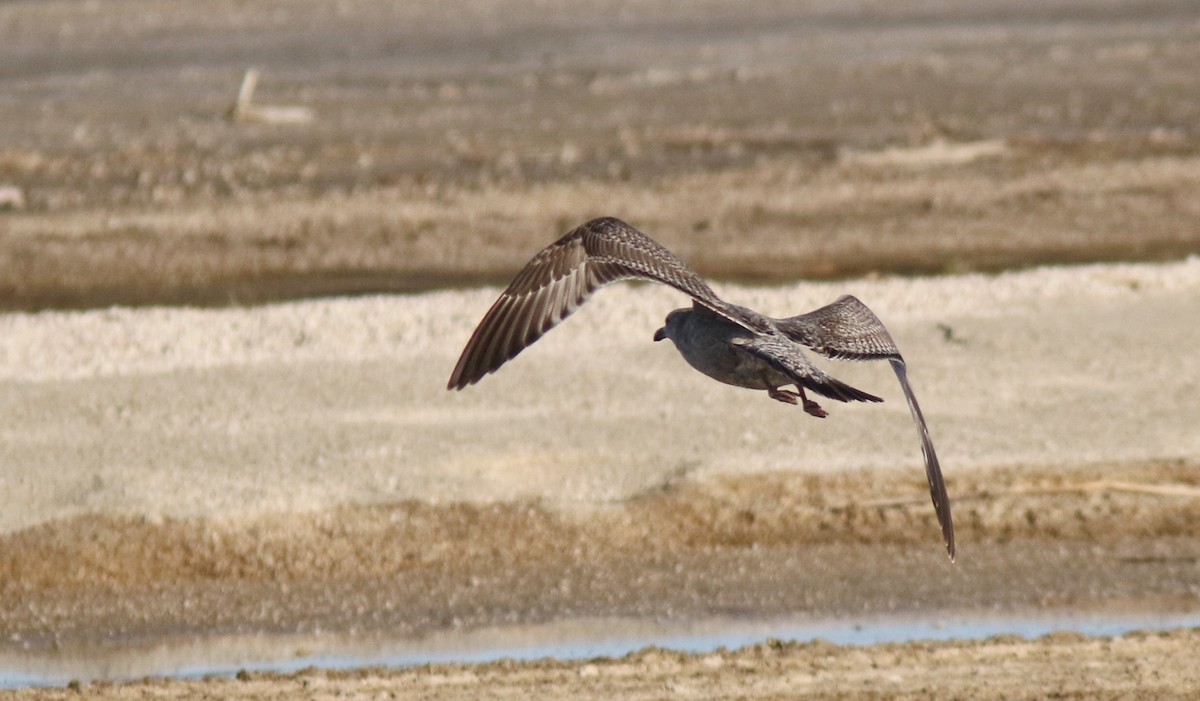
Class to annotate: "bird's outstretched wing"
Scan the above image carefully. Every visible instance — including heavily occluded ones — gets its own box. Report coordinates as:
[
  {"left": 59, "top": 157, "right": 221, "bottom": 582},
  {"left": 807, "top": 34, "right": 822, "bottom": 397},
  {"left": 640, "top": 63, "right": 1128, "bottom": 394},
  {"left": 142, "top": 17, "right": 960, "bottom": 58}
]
[
  {"left": 775, "top": 295, "right": 902, "bottom": 361},
  {"left": 890, "top": 357, "right": 956, "bottom": 561},
  {"left": 448, "top": 217, "right": 764, "bottom": 389},
  {"left": 779, "top": 295, "right": 955, "bottom": 559}
]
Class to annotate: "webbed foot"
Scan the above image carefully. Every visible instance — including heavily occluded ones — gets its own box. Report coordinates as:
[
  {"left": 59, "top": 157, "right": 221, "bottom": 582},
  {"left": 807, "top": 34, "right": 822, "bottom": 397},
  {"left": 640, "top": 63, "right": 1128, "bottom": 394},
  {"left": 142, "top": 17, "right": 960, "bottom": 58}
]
[
  {"left": 802, "top": 399, "right": 828, "bottom": 418},
  {"left": 768, "top": 388, "right": 799, "bottom": 405}
]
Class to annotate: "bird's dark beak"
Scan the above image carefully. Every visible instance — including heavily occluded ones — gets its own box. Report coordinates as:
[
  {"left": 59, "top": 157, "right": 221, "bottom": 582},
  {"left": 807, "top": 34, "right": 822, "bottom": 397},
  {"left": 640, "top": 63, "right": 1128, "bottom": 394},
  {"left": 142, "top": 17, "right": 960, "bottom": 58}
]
[{"left": 653, "top": 326, "right": 667, "bottom": 342}]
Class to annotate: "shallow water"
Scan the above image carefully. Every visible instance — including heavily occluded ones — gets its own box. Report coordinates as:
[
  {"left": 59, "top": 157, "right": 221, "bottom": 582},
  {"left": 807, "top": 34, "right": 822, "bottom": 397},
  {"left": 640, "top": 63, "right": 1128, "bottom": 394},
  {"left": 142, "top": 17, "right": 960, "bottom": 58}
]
[{"left": 4, "top": 607, "right": 1200, "bottom": 689}]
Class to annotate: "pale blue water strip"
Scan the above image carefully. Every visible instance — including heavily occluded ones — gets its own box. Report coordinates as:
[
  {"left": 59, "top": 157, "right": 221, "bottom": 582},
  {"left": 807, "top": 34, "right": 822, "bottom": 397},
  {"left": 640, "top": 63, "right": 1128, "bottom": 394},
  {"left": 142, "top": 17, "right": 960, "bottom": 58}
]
[{"left": 4, "top": 608, "right": 1200, "bottom": 690}]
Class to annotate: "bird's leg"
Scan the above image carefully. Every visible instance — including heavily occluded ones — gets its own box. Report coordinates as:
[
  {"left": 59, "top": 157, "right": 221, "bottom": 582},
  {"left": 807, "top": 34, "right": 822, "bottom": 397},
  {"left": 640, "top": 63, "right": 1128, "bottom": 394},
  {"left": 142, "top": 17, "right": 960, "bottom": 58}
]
[
  {"left": 796, "top": 386, "right": 828, "bottom": 418},
  {"left": 768, "top": 386, "right": 827, "bottom": 417},
  {"left": 767, "top": 387, "right": 799, "bottom": 405}
]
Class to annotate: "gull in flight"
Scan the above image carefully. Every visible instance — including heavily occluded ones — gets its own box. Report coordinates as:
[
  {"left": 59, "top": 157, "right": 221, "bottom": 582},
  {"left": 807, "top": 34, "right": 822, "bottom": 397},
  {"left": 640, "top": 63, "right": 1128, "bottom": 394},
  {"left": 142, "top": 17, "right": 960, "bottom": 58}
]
[{"left": 448, "top": 217, "right": 954, "bottom": 560}]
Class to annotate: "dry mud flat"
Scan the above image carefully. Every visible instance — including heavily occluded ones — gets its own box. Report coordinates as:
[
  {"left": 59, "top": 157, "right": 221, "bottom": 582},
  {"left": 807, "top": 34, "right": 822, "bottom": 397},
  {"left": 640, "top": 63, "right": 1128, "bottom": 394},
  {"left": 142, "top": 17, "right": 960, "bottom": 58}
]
[{"left": 3, "top": 0, "right": 1200, "bottom": 307}]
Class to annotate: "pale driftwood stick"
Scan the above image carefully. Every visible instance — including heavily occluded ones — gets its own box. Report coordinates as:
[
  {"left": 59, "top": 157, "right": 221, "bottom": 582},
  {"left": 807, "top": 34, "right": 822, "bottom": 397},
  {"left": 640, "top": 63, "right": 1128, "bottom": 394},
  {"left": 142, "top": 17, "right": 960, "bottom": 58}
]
[
  {"left": 234, "top": 68, "right": 260, "bottom": 115},
  {"left": 230, "top": 68, "right": 314, "bottom": 125}
]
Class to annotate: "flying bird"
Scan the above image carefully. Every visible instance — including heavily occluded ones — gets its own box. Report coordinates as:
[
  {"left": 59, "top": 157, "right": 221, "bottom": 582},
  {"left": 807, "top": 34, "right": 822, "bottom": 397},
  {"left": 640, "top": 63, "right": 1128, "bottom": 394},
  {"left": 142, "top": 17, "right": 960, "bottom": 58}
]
[{"left": 447, "top": 217, "right": 954, "bottom": 560}]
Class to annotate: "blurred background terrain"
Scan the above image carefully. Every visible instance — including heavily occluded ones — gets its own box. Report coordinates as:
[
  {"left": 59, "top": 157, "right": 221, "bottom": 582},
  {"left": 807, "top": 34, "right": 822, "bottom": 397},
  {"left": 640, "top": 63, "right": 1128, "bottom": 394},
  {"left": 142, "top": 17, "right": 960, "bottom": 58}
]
[{"left": 2, "top": 0, "right": 1199, "bottom": 309}]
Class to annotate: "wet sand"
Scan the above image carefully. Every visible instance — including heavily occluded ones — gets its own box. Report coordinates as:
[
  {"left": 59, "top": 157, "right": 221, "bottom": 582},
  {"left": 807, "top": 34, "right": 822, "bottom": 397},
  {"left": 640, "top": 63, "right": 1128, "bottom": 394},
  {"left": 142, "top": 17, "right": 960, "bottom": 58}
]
[{"left": 3, "top": 0, "right": 1200, "bottom": 698}]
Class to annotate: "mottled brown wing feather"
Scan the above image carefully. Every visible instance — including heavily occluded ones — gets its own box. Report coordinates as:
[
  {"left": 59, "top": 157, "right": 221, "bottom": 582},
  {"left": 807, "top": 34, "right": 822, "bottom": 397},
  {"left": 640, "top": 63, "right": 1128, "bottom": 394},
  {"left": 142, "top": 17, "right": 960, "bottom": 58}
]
[
  {"left": 776, "top": 295, "right": 902, "bottom": 361},
  {"left": 891, "top": 358, "right": 956, "bottom": 561},
  {"left": 447, "top": 217, "right": 761, "bottom": 390}
]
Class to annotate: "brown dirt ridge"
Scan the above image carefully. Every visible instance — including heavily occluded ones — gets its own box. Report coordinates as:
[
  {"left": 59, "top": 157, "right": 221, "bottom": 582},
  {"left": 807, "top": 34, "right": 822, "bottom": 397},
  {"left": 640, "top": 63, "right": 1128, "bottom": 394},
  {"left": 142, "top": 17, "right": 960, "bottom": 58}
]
[{"left": 3, "top": 459, "right": 1199, "bottom": 650}]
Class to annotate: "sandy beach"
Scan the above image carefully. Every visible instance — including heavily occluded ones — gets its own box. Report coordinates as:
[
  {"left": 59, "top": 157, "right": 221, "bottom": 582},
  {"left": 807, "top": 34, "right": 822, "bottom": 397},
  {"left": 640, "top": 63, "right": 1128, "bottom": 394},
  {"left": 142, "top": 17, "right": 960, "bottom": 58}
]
[
  {"left": 3, "top": 0, "right": 1200, "bottom": 698},
  {"left": 2, "top": 259, "right": 1200, "bottom": 535},
  {"left": 3, "top": 257, "right": 1200, "bottom": 697}
]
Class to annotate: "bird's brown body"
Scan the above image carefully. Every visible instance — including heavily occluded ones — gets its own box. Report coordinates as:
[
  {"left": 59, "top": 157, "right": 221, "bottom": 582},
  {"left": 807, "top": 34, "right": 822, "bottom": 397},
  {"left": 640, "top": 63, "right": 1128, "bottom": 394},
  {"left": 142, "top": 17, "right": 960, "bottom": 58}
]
[{"left": 448, "top": 217, "right": 955, "bottom": 560}]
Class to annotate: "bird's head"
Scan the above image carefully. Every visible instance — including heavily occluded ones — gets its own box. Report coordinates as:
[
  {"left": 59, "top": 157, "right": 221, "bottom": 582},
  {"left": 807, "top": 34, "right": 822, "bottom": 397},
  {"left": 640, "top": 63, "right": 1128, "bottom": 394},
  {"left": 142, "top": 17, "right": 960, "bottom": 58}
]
[{"left": 654, "top": 308, "right": 690, "bottom": 343}]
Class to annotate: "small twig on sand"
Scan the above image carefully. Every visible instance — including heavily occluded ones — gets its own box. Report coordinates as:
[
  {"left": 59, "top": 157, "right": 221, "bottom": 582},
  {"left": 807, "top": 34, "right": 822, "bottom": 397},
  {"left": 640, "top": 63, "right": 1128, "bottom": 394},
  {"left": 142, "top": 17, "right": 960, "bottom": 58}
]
[
  {"left": 230, "top": 68, "right": 314, "bottom": 125},
  {"left": 845, "top": 480, "right": 1200, "bottom": 510}
]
